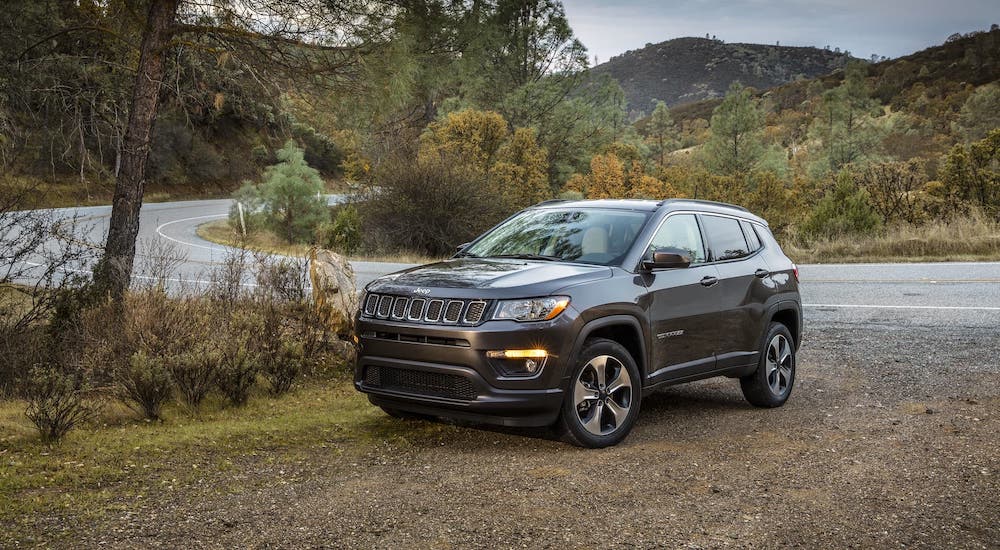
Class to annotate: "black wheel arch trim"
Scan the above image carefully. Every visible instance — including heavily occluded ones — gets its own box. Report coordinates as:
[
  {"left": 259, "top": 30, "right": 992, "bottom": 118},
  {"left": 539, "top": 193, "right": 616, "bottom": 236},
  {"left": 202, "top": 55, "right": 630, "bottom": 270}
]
[
  {"left": 564, "top": 314, "right": 649, "bottom": 386},
  {"left": 765, "top": 300, "right": 802, "bottom": 350}
]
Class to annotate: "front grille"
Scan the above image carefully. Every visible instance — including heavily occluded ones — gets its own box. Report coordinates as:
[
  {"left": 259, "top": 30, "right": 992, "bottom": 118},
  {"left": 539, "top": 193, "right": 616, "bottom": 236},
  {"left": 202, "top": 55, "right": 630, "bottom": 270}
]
[
  {"left": 443, "top": 300, "right": 463, "bottom": 323},
  {"left": 407, "top": 299, "right": 425, "bottom": 320},
  {"left": 377, "top": 295, "right": 393, "bottom": 318},
  {"left": 364, "top": 294, "right": 379, "bottom": 316},
  {"left": 391, "top": 296, "right": 408, "bottom": 319},
  {"left": 425, "top": 300, "right": 444, "bottom": 322},
  {"left": 464, "top": 301, "right": 486, "bottom": 324},
  {"left": 362, "top": 366, "right": 477, "bottom": 401},
  {"left": 358, "top": 293, "right": 490, "bottom": 326}
]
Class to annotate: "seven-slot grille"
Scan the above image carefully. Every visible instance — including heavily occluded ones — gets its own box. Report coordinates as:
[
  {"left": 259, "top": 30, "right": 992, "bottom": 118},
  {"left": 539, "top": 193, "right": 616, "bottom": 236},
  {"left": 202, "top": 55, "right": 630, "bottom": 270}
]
[{"left": 362, "top": 293, "right": 489, "bottom": 325}]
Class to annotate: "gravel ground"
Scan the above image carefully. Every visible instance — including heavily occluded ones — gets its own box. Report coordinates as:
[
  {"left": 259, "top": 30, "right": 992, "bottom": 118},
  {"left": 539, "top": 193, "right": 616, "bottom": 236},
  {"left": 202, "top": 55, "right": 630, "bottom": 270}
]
[{"left": 70, "top": 322, "right": 1000, "bottom": 548}]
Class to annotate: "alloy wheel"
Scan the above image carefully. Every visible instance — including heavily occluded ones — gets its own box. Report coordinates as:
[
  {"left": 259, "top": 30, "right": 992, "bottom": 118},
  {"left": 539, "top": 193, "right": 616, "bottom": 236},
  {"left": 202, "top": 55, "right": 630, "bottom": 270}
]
[
  {"left": 765, "top": 334, "right": 793, "bottom": 396},
  {"left": 573, "top": 355, "right": 633, "bottom": 436}
]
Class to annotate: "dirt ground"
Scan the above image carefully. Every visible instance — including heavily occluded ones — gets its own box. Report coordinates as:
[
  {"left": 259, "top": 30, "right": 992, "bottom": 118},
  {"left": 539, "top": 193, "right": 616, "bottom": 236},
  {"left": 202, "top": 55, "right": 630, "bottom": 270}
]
[{"left": 30, "top": 322, "right": 1000, "bottom": 548}]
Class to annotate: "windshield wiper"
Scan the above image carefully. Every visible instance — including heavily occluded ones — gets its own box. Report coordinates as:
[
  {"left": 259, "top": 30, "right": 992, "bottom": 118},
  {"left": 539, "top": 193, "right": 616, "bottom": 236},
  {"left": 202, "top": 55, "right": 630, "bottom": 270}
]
[
  {"left": 487, "top": 253, "right": 562, "bottom": 262},
  {"left": 454, "top": 251, "right": 479, "bottom": 258}
]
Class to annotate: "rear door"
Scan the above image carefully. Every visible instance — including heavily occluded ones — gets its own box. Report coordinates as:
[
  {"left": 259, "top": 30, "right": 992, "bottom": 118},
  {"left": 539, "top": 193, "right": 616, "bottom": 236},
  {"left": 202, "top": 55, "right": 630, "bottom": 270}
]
[
  {"left": 699, "top": 215, "right": 772, "bottom": 370},
  {"left": 642, "top": 213, "right": 721, "bottom": 383}
]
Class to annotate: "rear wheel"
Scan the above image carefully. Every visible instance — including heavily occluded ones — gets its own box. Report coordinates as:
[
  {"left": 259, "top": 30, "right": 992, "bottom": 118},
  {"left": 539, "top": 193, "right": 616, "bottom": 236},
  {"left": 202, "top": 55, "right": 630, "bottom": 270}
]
[
  {"left": 558, "top": 338, "right": 641, "bottom": 448},
  {"left": 740, "top": 322, "right": 796, "bottom": 407}
]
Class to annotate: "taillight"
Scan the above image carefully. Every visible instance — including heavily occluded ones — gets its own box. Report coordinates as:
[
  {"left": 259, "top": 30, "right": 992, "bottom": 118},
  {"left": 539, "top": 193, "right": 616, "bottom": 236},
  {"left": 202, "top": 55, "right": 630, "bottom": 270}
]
[{"left": 792, "top": 263, "right": 799, "bottom": 282}]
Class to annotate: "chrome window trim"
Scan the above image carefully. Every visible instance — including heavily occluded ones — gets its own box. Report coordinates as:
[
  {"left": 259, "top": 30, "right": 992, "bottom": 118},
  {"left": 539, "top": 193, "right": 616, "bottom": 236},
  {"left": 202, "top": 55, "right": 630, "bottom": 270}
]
[{"left": 636, "top": 209, "right": 767, "bottom": 270}]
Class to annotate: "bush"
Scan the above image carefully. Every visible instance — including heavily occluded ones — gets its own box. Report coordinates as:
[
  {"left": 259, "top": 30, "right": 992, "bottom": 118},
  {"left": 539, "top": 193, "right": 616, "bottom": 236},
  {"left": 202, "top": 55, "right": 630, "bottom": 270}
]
[
  {"left": 168, "top": 345, "right": 219, "bottom": 408},
  {"left": 117, "top": 350, "right": 173, "bottom": 420},
  {"left": 216, "top": 344, "right": 260, "bottom": 407},
  {"left": 216, "top": 311, "right": 263, "bottom": 406},
  {"left": 315, "top": 203, "right": 362, "bottom": 254},
  {"left": 361, "top": 149, "right": 509, "bottom": 256},
  {"left": 263, "top": 339, "right": 304, "bottom": 396},
  {"left": 24, "top": 364, "right": 94, "bottom": 442},
  {"left": 801, "top": 172, "right": 882, "bottom": 240}
]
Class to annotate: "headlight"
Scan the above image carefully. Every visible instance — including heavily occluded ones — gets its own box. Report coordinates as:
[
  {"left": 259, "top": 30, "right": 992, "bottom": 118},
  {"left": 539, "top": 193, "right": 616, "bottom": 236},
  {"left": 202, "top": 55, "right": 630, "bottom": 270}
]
[{"left": 493, "top": 296, "right": 570, "bottom": 322}]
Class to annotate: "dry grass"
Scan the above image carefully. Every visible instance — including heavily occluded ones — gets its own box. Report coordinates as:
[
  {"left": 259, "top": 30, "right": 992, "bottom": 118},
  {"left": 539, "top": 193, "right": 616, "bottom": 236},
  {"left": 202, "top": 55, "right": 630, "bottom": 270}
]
[
  {"left": 197, "top": 219, "right": 444, "bottom": 264},
  {"left": 784, "top": 215, "right": 1000, "bottom": 264}
]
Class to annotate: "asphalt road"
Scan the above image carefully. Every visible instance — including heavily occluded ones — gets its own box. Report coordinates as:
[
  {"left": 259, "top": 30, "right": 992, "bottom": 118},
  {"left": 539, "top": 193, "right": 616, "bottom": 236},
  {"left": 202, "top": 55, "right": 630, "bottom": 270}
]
[{"left": 14, "top": 199, "right": 1000, "bottom": 329}]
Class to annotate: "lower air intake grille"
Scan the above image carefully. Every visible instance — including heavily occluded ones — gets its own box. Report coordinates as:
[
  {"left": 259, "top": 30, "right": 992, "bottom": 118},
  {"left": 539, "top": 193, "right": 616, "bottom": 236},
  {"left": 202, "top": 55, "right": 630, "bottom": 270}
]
[{"left": 363, "top": 366, "right": 476, "bottom": 401}]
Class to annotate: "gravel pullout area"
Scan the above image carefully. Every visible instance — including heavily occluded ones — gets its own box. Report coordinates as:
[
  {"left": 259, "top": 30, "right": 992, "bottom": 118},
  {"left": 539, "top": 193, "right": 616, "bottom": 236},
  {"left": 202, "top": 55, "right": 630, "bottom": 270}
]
[{"left": 68, "top": 323, "right": 1000, "bottom": 548}]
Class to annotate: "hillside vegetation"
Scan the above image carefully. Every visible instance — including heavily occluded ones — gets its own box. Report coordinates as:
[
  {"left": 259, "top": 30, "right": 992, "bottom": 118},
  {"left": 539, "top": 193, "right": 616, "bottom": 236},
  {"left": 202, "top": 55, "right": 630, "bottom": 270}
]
[{"left": 592, "top": 37, "right": 854, "bottom": 115}]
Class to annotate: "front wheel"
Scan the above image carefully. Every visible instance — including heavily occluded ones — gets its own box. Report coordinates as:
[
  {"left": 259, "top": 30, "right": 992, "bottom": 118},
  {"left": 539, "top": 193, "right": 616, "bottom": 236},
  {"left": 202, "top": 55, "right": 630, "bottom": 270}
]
[
  {"left": 557, "top": 338, "right": 642, "bottom": 448},
  {"left": 740, "top": 323, "right": 796, "bottom": 407}
]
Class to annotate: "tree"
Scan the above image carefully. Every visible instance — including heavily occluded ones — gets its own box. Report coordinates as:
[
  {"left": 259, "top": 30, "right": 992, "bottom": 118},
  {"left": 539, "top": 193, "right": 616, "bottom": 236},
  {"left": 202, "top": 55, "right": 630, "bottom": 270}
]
[
  {"left": 702, "top": 83, "right": 766, "bottom": 176},
  {"left": 955, "top": 84, "right": 1000, "bottom": 142},
  {"left": 241, "top": 141, "right": 327, "bottom": 244},
  {"left": 86, "top": 0, "right": 388, "bottom": 298},
  {"left": 854, "top": 160, "right": 926, "bottom": 224},
  {"left": 586, "top": 153, "right": 627, "bottom": 199},
  {"left": 807, "top": 61, "right": 884, "bottom": 178},
  {"left": 938, "top": 129, "right": 1000, "bottom": 218},
  {"left": 491, "top": 128, "right": 551, "bottom": 209},
  {"left": 94, "top": 0, "right": 181, "bottom": 299},
  {"left": 801, "top": 171, "right": 882, "bottom": 239},
  {"left": 645, "top": 100, "right": 677, "bottom": 166}
]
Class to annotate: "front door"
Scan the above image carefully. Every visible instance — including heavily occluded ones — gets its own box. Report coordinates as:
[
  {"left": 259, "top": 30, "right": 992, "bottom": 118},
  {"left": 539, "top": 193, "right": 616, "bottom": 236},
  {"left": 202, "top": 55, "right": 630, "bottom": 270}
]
[{"left": 642, "top": 213, "right": 721, "bottom": 383}]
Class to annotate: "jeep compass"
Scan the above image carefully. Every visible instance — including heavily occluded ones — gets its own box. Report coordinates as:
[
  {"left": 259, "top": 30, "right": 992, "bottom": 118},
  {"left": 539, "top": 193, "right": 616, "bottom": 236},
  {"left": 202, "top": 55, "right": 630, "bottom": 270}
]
[{"left": 355, "top": 199, "right": 802, "bottom": 447}]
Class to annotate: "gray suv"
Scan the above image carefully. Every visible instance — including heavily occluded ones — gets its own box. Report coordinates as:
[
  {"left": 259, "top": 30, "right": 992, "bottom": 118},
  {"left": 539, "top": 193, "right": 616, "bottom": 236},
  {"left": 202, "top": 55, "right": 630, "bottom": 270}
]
[{"left": 355, "top": 199, "right": 802, "bottom": 447}]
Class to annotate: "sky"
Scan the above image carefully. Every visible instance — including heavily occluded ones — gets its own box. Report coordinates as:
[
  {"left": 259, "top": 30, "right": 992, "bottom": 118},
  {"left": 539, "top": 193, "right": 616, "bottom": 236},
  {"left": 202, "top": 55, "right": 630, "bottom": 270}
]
[{"left": 562, "top": 0, "right": 1000, "bottom": 65}]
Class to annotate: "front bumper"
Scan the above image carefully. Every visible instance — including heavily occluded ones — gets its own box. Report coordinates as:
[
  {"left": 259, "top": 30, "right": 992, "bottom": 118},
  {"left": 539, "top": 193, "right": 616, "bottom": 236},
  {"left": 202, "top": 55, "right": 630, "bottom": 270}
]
[{"left": 354, "top": 314, "right": 577, "bottom": 427}]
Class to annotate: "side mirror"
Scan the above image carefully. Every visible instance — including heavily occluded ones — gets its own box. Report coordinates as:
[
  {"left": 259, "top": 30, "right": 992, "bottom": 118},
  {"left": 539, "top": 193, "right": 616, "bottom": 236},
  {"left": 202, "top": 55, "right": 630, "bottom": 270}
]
[{"left": 641, "top": 247, "right": 692, "bottom": 270}]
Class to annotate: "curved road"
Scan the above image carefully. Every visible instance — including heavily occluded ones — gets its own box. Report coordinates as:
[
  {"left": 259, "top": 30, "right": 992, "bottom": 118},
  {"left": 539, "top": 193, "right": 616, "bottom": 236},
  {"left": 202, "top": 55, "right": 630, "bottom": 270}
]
[{"left": 16, "top": 199, "right": 1000, "bottom": 329}]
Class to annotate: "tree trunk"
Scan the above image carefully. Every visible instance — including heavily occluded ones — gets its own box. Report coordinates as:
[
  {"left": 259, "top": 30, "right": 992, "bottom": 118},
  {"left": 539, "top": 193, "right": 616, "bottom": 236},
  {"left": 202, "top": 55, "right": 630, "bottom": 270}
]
[{"left": 94, "top": 0, "right": 179, "bottom": 299}]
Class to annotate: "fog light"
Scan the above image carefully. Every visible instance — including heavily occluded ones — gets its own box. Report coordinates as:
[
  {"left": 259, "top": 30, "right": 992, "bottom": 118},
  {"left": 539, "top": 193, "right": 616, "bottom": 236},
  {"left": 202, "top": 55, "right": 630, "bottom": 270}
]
[
  {"left": 486, "top": 349, "right": 548, "bottom": 376},
  {"left": 486, "top": 349, "right": 547, "bottom": 359}
]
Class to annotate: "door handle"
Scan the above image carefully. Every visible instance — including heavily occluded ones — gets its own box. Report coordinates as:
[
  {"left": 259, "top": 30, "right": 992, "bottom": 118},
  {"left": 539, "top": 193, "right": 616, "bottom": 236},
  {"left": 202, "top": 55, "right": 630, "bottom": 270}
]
[
  {"left": 700, "top": 276, "right": 718, "bottom": 287},
  {"left": 754, "top": 268, "right": 771, "bottom": 278}
]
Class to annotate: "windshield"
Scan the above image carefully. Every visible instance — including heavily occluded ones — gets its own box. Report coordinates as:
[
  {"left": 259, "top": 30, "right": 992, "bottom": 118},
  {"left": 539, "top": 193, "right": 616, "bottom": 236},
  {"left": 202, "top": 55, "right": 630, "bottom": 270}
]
[{"left": 463, "top": 208, "right": 652, "bottom": 266}]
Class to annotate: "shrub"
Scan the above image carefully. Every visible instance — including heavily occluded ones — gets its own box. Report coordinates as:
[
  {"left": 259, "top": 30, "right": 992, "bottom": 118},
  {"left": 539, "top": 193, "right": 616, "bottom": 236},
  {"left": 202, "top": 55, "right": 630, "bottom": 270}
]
[
  {"left": 263, "top": 339, "right": 304, "bottom": 396},
  {"left": 315, "top": 203, "right": 362, "bottom": 254},
  {"left": 216, "top": 311, "right": 263, "bottom": 406},
  {"left": 361, "top": 149, "right": 509, "bottom": 256},
  {"left": 216, "top": 344, "right": 260, "bottom": 407},
  {"left": 117, "top": 350, "right": 174, "bottom": 420},
  {"left": 168, "top": 345, "right": 219, "bottom": 408},
  {"left": 801, "top": 172, "right": 882, "bottom": 240},
  {"left": 24, "top": 364, "right": 95, "bottom": 442},
  {"left": 256, "top": 140, "right": 327, "bottom": 243}
]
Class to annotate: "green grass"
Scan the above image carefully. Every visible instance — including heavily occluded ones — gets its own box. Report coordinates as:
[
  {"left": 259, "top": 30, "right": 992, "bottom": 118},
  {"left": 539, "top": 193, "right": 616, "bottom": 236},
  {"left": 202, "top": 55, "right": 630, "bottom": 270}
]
[{"left": 0, "top": 376, "right": 453, "bottom": 544}]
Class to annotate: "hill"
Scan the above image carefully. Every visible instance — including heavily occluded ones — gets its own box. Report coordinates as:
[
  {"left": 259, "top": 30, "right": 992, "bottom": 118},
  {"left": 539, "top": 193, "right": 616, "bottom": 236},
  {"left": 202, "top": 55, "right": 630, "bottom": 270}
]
[
  {"left": 668, "top": 28, "right": 1000, "bottom": 150},
  {"left": 591, "top": 36, "right": 854, "bottom": 114}
]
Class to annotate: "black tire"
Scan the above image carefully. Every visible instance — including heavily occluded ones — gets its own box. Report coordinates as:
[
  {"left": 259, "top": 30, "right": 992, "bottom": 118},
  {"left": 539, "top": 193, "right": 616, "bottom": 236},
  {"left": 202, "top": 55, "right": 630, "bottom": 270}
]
[
  {"left": 557, "top": 338, "right": 642, "bottom": 448},
  {"left": 740, "top": 322, "right": 796, "bottom": 407}
]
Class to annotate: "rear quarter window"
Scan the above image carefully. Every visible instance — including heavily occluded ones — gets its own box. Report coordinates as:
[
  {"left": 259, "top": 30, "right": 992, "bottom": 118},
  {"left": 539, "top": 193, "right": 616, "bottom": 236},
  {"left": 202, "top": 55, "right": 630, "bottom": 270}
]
[
  {"left": 741, "top": 220, "right": 762, "bottom": 252},
  {"left": 701, "top": 215, "right": 750, "bottom": 261}
]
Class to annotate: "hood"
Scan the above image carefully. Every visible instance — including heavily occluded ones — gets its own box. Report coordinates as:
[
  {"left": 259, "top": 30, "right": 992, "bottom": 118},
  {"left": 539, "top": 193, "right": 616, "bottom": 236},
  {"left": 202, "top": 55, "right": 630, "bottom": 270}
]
[{"left": 366, "top": 258, "right": 612, "bottom": 298}]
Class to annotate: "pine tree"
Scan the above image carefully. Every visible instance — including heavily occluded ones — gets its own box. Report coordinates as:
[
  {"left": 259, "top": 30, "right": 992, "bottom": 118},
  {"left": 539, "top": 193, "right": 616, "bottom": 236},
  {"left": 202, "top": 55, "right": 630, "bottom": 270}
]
[
  {"left": 807, "top": 61, "right": 884, "bottom": 177},
  {"left": 256, "top": 140, "right": 327, "bottom": 244},
  {"left": 646, "top": 100, "right": 677, "bottom": 167},
  {"left": 703, "top": 83, "right": 766, "bottom": 176}
]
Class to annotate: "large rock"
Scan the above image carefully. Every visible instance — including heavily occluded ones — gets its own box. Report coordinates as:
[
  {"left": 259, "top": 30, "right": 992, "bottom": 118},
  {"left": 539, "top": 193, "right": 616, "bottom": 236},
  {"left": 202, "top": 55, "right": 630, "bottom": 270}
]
[{"left": 309, "top": 247, "right": 359, "bottom": 337}]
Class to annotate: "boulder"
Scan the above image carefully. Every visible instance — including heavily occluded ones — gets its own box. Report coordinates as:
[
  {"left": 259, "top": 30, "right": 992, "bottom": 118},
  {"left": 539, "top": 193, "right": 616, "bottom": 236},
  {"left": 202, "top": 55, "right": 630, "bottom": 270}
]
[{"left": 309, "top": 247, "right": 359, "bottom": 337}]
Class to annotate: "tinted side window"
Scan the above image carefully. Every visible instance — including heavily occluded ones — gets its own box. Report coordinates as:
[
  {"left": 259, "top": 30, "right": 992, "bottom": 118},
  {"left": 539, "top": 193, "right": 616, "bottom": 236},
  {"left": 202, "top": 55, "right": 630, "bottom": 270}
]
[
  {"left": 648, "top": 214, "right": 706, "bottom": 263},
  {"left": 701, "top": 215, "right": 749, "bottom": 261},
  {"left": 741, "top": 220, "right": 762, "bottom": 252}
]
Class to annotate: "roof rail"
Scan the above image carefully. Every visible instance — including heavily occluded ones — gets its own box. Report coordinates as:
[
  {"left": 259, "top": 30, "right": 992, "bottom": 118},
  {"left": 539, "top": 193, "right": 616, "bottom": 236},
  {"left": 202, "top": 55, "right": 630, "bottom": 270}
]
[
  {"left": 533, "top": 199, "right": 569, "bottom": 206},
  {"left": 657, "top": 198, "right": 750, "bottom": 212}
]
